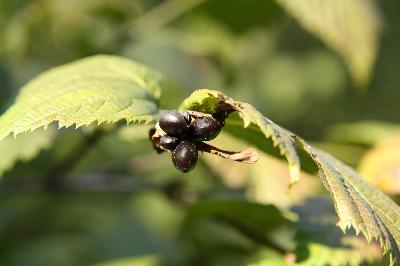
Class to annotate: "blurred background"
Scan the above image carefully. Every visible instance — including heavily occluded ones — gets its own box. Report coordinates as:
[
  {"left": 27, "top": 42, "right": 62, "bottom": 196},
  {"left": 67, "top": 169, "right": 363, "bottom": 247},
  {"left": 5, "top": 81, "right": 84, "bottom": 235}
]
[{"left": 0, "top": 0, "right": 399, "bottom": 265}]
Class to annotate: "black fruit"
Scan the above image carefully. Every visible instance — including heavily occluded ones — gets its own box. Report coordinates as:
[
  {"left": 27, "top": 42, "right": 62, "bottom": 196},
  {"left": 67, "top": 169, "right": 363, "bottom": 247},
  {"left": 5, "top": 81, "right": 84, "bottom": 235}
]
[
  {"left": 160, "top": 135, "right": 180, "bottom": 150},
  {"left": 172, "top": 140, "right": 198, "bottom": 173},
  {"left": 191, "top": 116, "right": 222, "bottom": 141},
  {"left": 159, "top": 110, "right": 188, "bottom": 136},
  {"left": 182, "top": 110, "right": 191, "bottom": 124}
]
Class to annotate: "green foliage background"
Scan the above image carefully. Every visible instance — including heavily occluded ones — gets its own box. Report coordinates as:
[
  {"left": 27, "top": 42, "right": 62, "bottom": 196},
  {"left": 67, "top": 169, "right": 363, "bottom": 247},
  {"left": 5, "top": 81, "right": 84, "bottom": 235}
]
[{"left": 0, "top": 0, "right": 399, "bottom": 265}]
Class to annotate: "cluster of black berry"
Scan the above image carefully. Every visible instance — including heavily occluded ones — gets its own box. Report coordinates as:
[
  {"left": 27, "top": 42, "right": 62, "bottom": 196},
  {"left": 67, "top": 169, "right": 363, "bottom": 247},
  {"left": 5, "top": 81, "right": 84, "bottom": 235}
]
[{"left": 158, "top": 110, "right": 223, "bottom": 173}]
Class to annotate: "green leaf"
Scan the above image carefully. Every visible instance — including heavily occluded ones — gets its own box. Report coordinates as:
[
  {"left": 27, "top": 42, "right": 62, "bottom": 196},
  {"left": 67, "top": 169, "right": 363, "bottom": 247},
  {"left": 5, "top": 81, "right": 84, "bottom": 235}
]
[
  {"left": 358, "top": 134, "right": 400, "bottom": 195},
  {"left": 296, "top": 241, "right": 379, "bottom": 266},
  {"left": 0, "top": 128, "right": 55, "bottom": 177},
  {"left": 180, "top": 89, "right": 400, "bottom": 265},
  {"left": 275, "top": 0, "right": 382, "bottom": 88},
  {"left": 91, "top": 255, "right": 160, "bottom": 266},
  {"left": 0, "top": 55, "right": 162, "bottom": 141},
  {"left": 246, "top": 249, "right": 288, "bottom": 266},
  {"left": 293, "top": 198, "right": 383, "bottom": 266},
  {"left": 182, "top": 199, "right": 292, "bottom": 255},
  {"left": 325, "top": 121, "right": 400, "bottom": 146},
  {"left": 300, "top": 143, "right": 400, "bottom": 260},
  {"left": 184, "top": 199, "right": 290, "bottom": 231}
]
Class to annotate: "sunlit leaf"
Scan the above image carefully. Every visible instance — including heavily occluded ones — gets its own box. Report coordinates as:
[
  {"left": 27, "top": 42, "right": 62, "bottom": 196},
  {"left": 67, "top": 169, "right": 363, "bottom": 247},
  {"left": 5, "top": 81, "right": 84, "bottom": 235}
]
[
  {"left": 0, "top": 55, "right": 162, "bottom": 141},
  {"left": 180, "top": 89, "right": 400, "bottom": 265},
  {"left": 276, "top": 0, "right": 382, "bottom": 88},
  {"left": 0, "top": 128, "right": 55, "bottom": 177},
  {"left": 248, "top": 258, "right": 287, "bottom": 266},
  {"left": 246, "top": 249, "right": 288, "bottom": 266},
  {"left": 358, "top": 134, "right": 400, "bottom": 195},
  {"left": 296, "top": 138, "right": 400, "bottom": 266},
  {"left": 91, "top": 255, "right": 160, "bottom": 266}
]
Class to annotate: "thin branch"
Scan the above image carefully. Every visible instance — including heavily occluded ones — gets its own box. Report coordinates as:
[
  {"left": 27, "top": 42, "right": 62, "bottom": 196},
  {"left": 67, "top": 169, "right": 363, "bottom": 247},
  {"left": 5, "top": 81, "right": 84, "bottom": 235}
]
[
  {"left": 150, "top": 126, "right": 259, "bottom": 164},
  {"left": 197, "top": 142, "right": 258, "bottom": 164}
]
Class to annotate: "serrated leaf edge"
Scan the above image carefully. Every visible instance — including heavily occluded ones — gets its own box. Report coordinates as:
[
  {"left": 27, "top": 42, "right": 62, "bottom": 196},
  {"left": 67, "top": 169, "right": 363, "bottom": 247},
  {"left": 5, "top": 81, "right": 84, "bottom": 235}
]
[{"left": 180, "top": 89, "right": 400, "bottom": 265}]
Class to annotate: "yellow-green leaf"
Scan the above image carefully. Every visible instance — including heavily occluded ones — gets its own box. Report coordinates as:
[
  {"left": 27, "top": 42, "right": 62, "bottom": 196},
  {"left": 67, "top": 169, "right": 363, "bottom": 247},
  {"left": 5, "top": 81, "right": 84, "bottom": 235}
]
[
  {"left": 276, "top": 0, "right": 382, "bottom": 88},
  {"left": 0, "top": 128, "right": 55, "bottom": 177},
  {"left": 358, "top": 134, "right": 400, "bottom": 195},
  {"left": 91, "top": 255, "right": 160, "bottom": 266},
  {"left": 180, "top": 89, "right": 400, "bottom": 265},
  {"left": 0, "top": 55, "right": 162, "bottom": 141}
]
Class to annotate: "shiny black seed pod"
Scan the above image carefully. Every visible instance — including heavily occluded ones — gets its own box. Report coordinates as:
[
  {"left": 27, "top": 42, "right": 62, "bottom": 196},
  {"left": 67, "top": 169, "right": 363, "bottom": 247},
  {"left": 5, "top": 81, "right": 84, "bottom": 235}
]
[
  {"left": 190, "top": 116, "right": 222, "bottom": 141},
  {"left": 159, "top": 135, "right": 180, "bottom": 150},
  {"left": 172, "top": 140, "right": 198, "bottom": 173},
  {"left": 159, "top": 110, "right": 188, "bottom": 137}
]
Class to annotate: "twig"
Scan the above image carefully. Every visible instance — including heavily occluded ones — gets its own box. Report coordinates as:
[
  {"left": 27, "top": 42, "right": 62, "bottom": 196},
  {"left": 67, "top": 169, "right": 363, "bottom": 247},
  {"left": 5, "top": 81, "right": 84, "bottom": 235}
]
[
  {"left": 150, "top": 126, "right": 259, "bottom": 164},
  {"left": 197, "top": 142, "right": 258, "bottom": 164}
]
